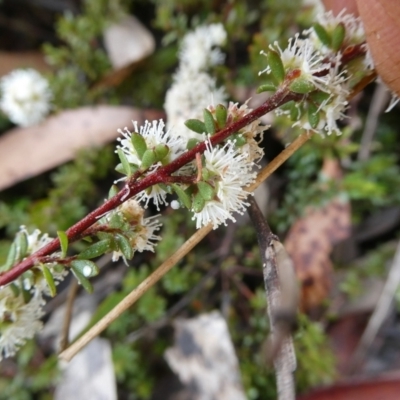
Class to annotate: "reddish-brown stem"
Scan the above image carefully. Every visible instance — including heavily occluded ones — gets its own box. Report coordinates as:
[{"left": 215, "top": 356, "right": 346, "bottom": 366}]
[
  {"left": 0, "top": 43, "right": 369, "bottom": 287},
  {"left": 0, "top": 87, "right": 294, "bottom": 286}
]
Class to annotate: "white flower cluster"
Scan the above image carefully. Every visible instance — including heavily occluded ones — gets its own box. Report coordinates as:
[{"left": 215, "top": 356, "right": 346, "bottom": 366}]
[
  {"left": 0, "top": 69, "right": 52, "bottom": 127},
  {"left": 179, "top": 23, "right": 227, "bottom": 71},
  {"left": 116, "top": 100, "right": 263, "bottom": 229},
  {"left": 117, "top": 119, "right": 187, "bottom": 209},
  {"left": 260, "top": 10, "right": 372, "bottom": 135},
  {"left": 165, "top": 23, "right": 228, "bottom": 140},
  {"left": 0, "top": 227, "right": 66, "bottom": 360},
  {"left": 192, "top": 140, "right": 257, "bottom": 229}
]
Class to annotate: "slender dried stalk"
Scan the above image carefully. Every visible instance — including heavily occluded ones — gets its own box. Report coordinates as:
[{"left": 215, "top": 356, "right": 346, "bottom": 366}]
[
  {"left": 59, "top": 279, "right": 79, "bottom": 351},
  {"left": 59, "top": 131, "right": 313, "bottom": 362}
]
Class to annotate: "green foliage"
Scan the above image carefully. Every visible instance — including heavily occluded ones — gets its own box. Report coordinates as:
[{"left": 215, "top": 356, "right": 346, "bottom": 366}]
[
  {"left": 344, "top": 154, "right": 400, "bottom": 208},
  {"left": 339, "top": 242, "right": 396, "bottom": 298},
  {"left": 112, "top": 343, "right": 154, "bottom": 399},
  {"left": 0, "top": 341, "right": 59, "bottom": 400},
  {"left": 43, "top": 0, "right": 131, "bottom": 109},
  {"left": 294, "top": 314, "right": 336, "bottom": 391}
]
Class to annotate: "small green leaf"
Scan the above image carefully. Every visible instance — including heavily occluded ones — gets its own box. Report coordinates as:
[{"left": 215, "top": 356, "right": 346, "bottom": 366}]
[
  {"left": 0, "top": 242, "right": 17, "bottom": 272},
  {"left": 108, "top": 213, "right": 125, "bottom": 229},
  {"left": 185, "top": 119, "right": 206, "bottom": 134},
  {"left": 9, "top": 283, "right": 20, "bottom": 297},
  {"left": 231, "top": 133, "right": 247, "bottom": 147},
  {"left": 108, "top": 184, "right": 119, "bottom": 199},
  {"left": 289, "top": 78, "right": 315, "bottom": 94},
  {"left": 197, "top": 181, "right": 215, "bottom": 201},
  {"left": 331, "top": 23, "right": 346, "bottom": 51},
  {"left": 268, "top": 50, "right": 285, "bottom": 84},
  {"left": 77, "top": 239, "right": 112, "bottom": 259},
  {"left": 154, "top": 144, "right": 169, "bottom": 162},
  {"left": 115, "top": 163, "right": 125, "bottom": 174},
  {"left": 290, "top": 103, "right": 302, "bottom": 121},
  {"left": 187, "top": 138, "right": 200, "bottom": 150},
  {"left": 117, "top": 148, "right": 132, "bottom": 177},
  {"left": 307, "top": 103, "right": 320, "bottom": 129},
  {"left": 141, "top": 149, "right": 157, "bottom": 170},
  {"left": 313, "top": 23, "right": 331, "bottom": 47},
  {"left": 192, "top": 192, "right": 206, "bottom": 213},
  {"left": 57, "top": 231, "right": 68, "bottom": 258},
  {"left": 115, "top": 233, "right": 134, "bottom": 261},
  {"left": 257, "top": 82, "right": 277, "bottom": 93},
  {"left": 16, "top": 230, "right": 28, "bottom": 261},
  {"left": 309, "top": 91, "right": 330, "bottom": 104},
  {"left": 280, "top": 100, "right": 296, "bottom": 111},
  {"left": 71, "top": 266, "right": 93, "bottom": 293},
  {"left": 215, "top": 104, "right": 227, "bottom": 129},
  {"left": 130, "top": 132, "right": 147, "bottom": 160},
  {"left": 71, "top": 259, "right": 99, "bottom": 278},
  {"left": 171, "top": 184, "right": 192, "bottom": 209},
  {"left": 203, "top": 109, "right": 216, "bottom": 134},
  {"left": 202, "top": 168, "right": 210, "bottom": 181},
  {"left": 42, "top": 265, "right": 57, "bottom": 297}
]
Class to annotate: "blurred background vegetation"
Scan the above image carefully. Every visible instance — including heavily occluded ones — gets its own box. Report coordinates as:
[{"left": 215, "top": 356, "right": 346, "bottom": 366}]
[{"left": 0, "top": 0, "right": 400, "bottom": 399}]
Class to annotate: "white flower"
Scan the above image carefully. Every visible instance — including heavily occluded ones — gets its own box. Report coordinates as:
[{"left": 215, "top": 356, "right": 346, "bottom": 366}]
[
  {"left": 117, "top": 120, "right": 186, "bottom": 209},
  {"left": 17, "top": 227, "right": 67, "bottom": 295},
  {"left": 165, "top": 23, "right": 227, "bottom": 142},
  {"left": 260, "top": 35, "right": 330, "bottom": 92},
  {"left": 0, "top": 69, "right": 52, "bottom": 127},
  {"left": 23, "top": 227, "right": 52, "bottom": 254},
  {"left": 224, "top": 101, "right": 265, "bottom": 162},
  {"left": 0, "top": 287, "right": 44, "bottom": 360},
  {"left": 110, "top": 199, "right": 162, "bottom": 262},
  {"left": 308, "top": 10, "right": 366, "bottom": 53},
  {"left": 165, "top": 68, "right": 227, "bottom": 141},
  {"left": 180, "top": 23, "right": 227, "bottom": 71},
  {"left": 297, "top": 58, "right": 349, "bottom": 135},
  {"left": 192, "top": 140, "right": 256, "bottom": 229}
]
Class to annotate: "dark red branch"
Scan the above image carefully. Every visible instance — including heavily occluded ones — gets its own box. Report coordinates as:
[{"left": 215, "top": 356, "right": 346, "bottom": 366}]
[{"left": 0, "top": 88, "right": 293, "bottom": 286}]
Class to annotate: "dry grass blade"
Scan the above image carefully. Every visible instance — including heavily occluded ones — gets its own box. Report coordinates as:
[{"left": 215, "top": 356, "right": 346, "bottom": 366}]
[{"left": 59, "top": 131, "right": 314, "bottom": 362}]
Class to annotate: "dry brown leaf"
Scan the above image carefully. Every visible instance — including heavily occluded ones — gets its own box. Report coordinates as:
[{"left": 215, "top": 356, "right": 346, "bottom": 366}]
[
  {"left": 0, "top": 51, "right": 50, "bottom": 77},
  {"left": 356, "top": 0, "right": 400, "bottom": 96},
  {"left": 0, "top": 106, "right": 164, "bottom": 191},
  {"left": 284, "top": 159, "right": 351, "bottom": 312}
]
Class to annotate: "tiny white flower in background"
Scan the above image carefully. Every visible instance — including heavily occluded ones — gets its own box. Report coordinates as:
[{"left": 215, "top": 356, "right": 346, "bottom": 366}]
[
  {"left": 307, "top": 9, "right": 366, "bottom": 53},
  {"left": 0, "top": 287, "right": 44, "bottom": 360},
  {"left": 192, "top": 140, "right": 256, "bottom": 229},
  {"left": 180, "top": 23, "right": 227, "bottom": 71},
  {"left": 165, "top": 23, "right": 227, "bottom": 142},
  {"left": 302, "top": 0, "right": 324, "bottom": 16},
  {"left": 165, "top": 69, "right": 227, "bottom": 141},
  {"left": 0, "top": 68, "right": 52, "bottom": 127},
  {"left": 110, "top": 199, "right": 162, "bottom": 262}
]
